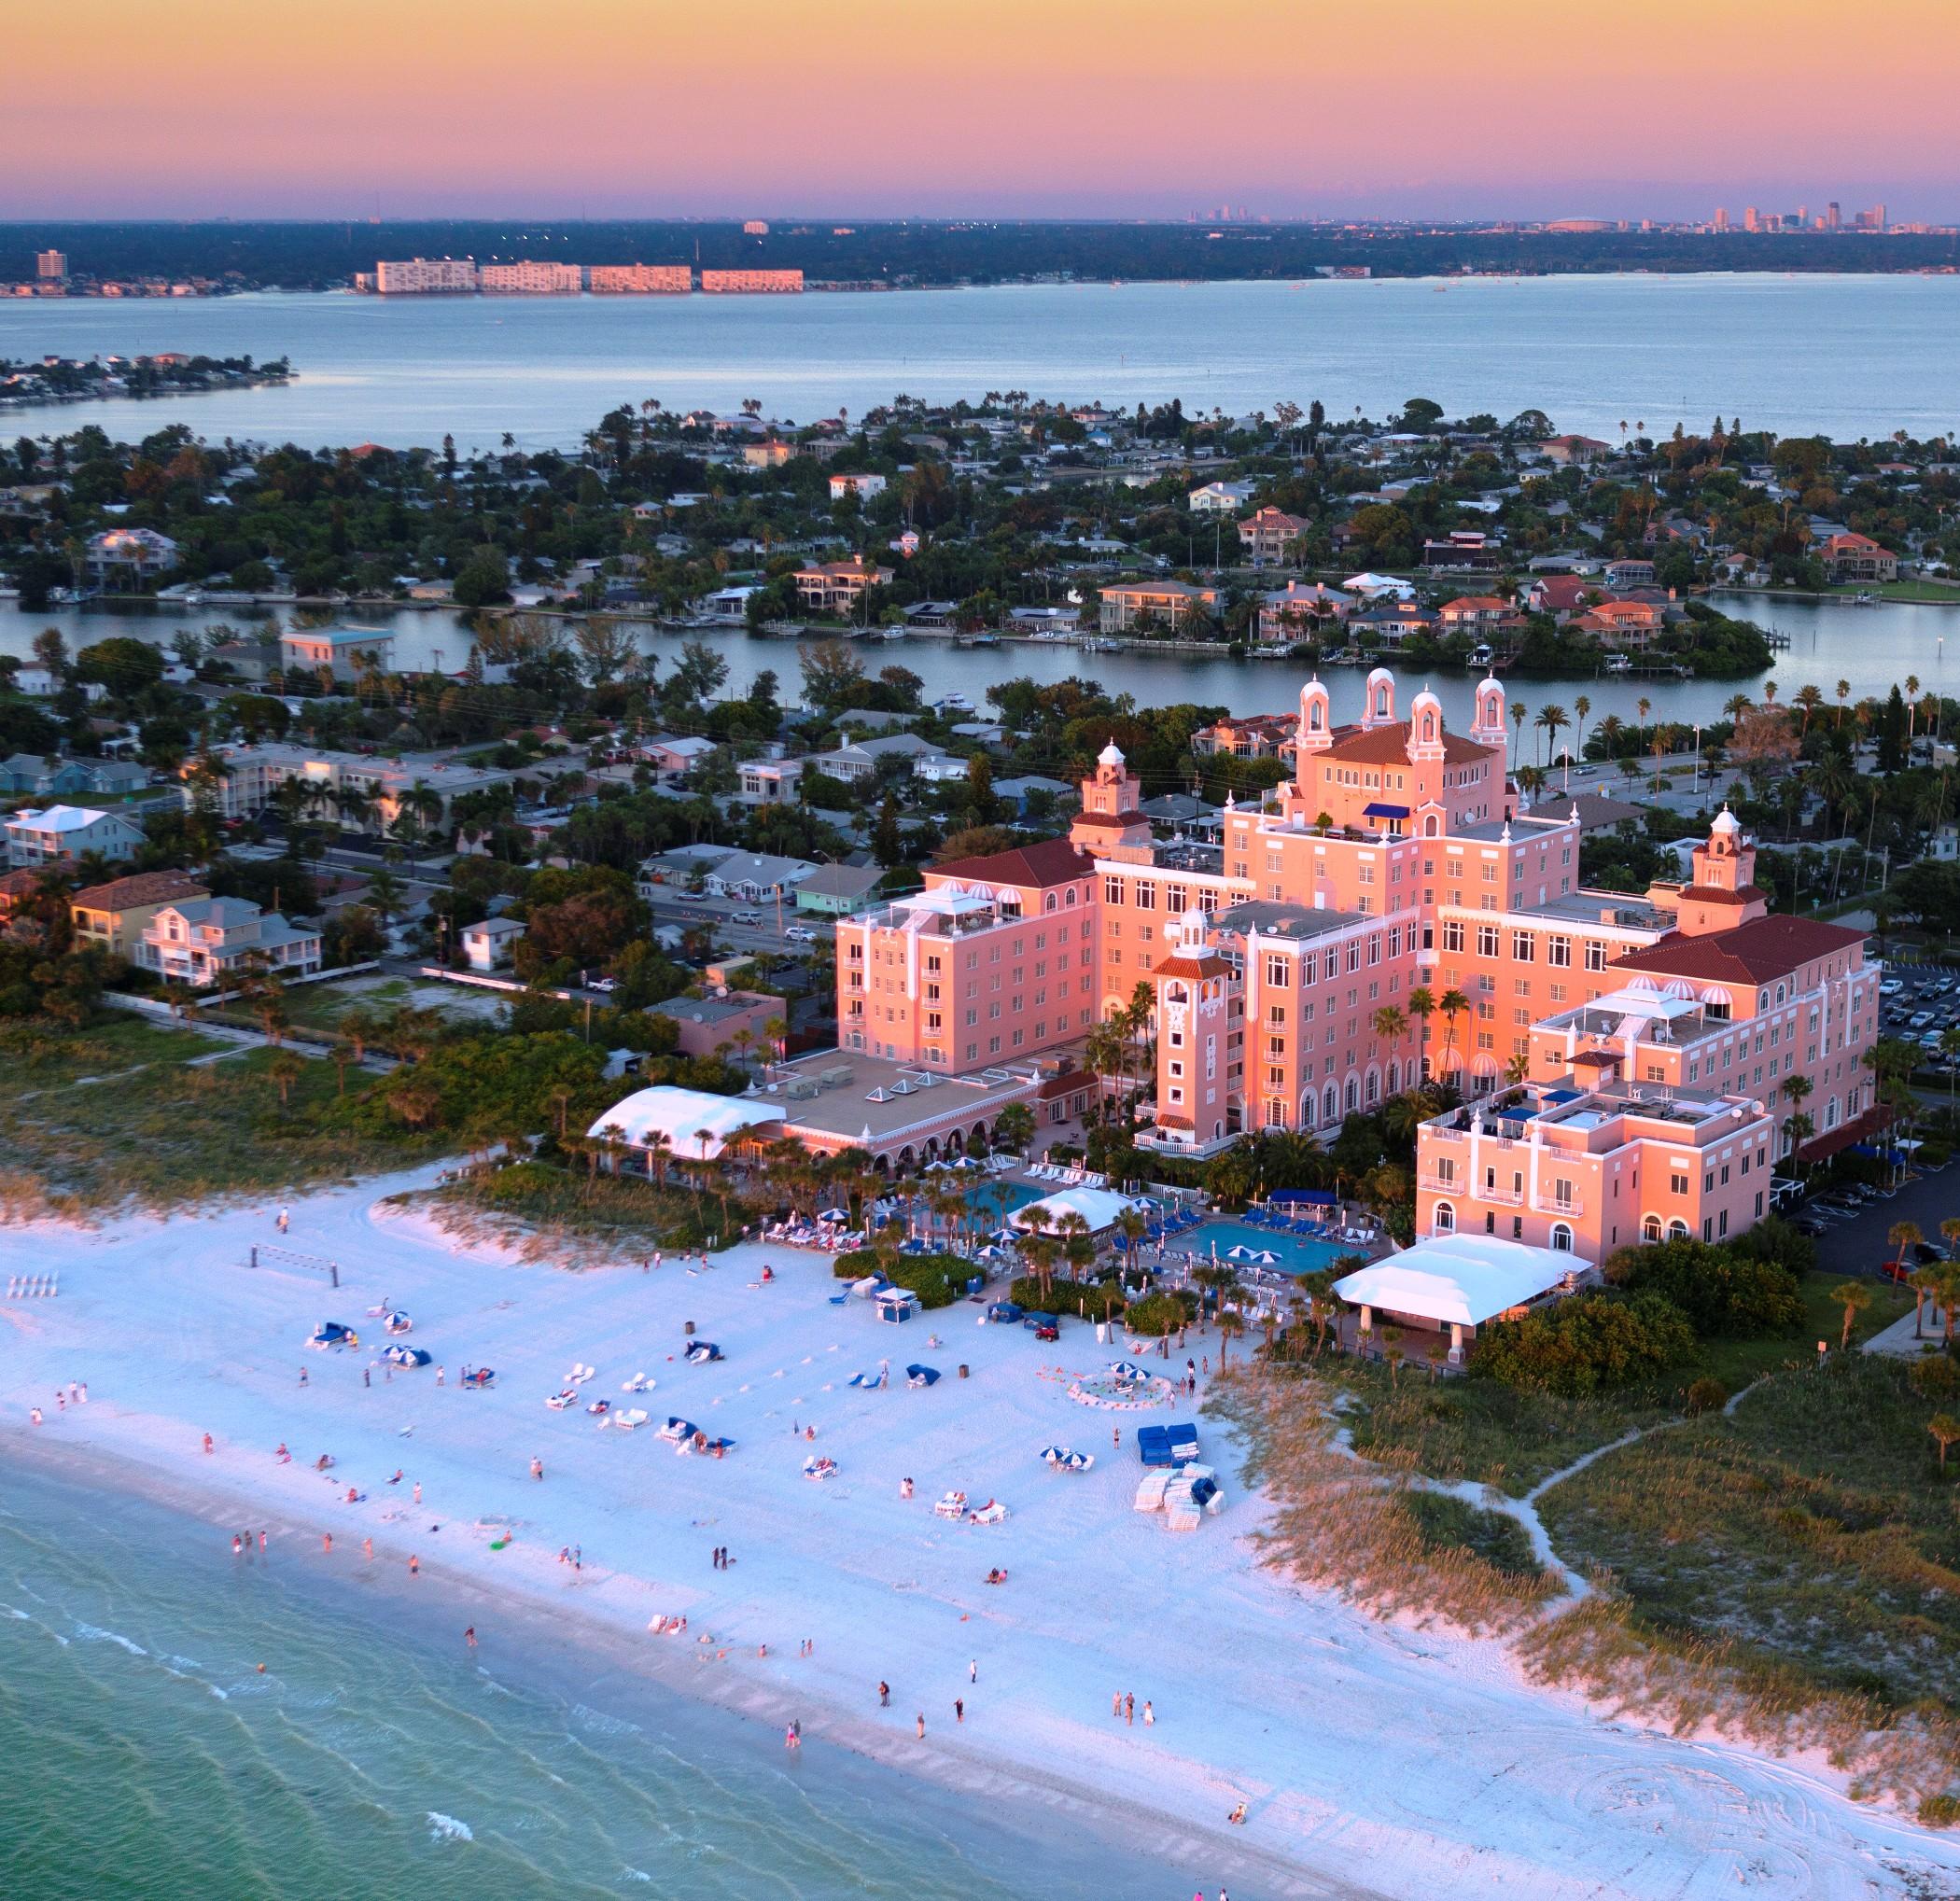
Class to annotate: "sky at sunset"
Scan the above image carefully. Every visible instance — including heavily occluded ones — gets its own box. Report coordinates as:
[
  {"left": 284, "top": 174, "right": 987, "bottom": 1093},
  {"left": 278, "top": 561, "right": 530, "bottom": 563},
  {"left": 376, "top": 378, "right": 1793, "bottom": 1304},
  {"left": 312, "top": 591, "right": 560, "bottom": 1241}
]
[{"left": 4, "top": 0, "right": 1956, "bottom": 220}]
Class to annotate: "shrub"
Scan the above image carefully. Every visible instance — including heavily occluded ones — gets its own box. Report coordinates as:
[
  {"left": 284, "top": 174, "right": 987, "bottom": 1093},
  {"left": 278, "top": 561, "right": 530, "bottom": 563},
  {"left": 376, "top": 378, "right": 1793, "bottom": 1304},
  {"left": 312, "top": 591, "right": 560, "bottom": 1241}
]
[
  {"left": 1920, "top": 1143, "right": 1953, "bottom": 1169},
  {"left": 831, "top": 1246, "right": 966, "bottom": 1308},
  {"left": 1475, "top": 1292, "right": 1694, "bottom": 1397},
  {"left": 1009, "top": 1274, "right": 1123, "bottom": 1318},
  {"left": 1911, "top": 1355, "right": 1960, "bottom": 1401},
  {"left": 1125, "top": 1289, "right": 1197, "bottom": 1337},
  {"left": 1918, "top": 1794, "right": 1960, "bottom": 1829},
  {"left": 1604, "top": 1236, "right": 1804, "bottom": 1336},
  {"left": 1684, "top": 1377, "right": 1729, "bottom": 1414}
]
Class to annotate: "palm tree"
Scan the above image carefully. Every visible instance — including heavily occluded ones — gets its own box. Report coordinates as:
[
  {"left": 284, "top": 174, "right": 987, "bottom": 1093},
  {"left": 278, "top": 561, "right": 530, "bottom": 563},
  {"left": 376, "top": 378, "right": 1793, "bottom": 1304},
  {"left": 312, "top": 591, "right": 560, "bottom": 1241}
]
[
  {"left": 1509, "top": 699, "right": 1527, "bottom": 772},
  {"left": 1406, "top": 986, "right": 1435, "bottom": 1076},
  {"left": 327, "top": 1040, "right": 355, "bottom": 1095},
  {"left": 1216, "top": 1307, "right": 1246, "bottom": 1367},
  {"left": 1836, "top": 678, "right": 1851, "bottom": 727},
  {"left": 1635, "top": 695, "right": 1651, "bottom": 757},
  {"left": 1828, "top": 1279, "right": 1872, "bottom": 1351},
  {"left": 1055, "top": 1210, "right": 1095, "bottom": 1286},
  {"left": 1535, "top": 703, "right": 1569, "bottom": 782},
  {"left": 1372, "top": 1005, "right": 1407, "bottom": 1069},
  {"left": 1435, "top": 988, "right": 1470, "bottom": 1076},
  {"left": 1379, "top": 1321, "right": 1406, "bottom": 1385},
  {"left": 1929, "top": 1413, "right": 1960, "bottom": 1474},
  {"left": 1794, "top": 683, "right": 1824, "bottom": 734},
  {"left": 267, "top": 1049, "right": 304, "bottom": 1108},
  {"left": 1572, "top": 694, "right": 1590, "bottom": 763},
  {"left": 1113, "top": 1208, "right": 1148, "bottom": 1280},
  {"left": 1020, "top": 1231, "right": 1061, "bottom": 1302},
  {"left": 1911, "top": 1264, "right": 1942, "bottom": 1340},
  {"left": 1889, "top": 1219, "right": 1925, "bottom": 1283}
]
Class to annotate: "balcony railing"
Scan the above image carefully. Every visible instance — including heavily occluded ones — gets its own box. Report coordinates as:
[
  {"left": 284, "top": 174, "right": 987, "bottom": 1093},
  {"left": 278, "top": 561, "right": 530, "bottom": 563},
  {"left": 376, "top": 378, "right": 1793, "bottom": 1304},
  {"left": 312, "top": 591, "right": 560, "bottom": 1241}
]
[{"left": 1533, "top": 1195, "right": 1583, "bottom": 1218}]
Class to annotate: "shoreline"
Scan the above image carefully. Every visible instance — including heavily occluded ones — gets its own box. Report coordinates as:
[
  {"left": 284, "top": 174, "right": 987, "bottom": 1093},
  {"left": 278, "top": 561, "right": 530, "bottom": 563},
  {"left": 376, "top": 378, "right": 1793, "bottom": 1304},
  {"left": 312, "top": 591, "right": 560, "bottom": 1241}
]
[
  {"left": 7, "top": 1175, "right": 1960, "bottom": 1898},
  {"left": 6, "top": 1427, "right": 1351, "bottom": 1901}
]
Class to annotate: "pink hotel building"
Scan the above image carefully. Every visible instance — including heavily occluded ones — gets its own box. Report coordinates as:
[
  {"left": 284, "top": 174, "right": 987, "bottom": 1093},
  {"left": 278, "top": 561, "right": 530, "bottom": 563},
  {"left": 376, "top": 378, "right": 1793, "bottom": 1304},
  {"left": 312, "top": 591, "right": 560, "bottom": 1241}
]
[{"left": 833, "top": 669, "right": 1880, "bottom": 1265}]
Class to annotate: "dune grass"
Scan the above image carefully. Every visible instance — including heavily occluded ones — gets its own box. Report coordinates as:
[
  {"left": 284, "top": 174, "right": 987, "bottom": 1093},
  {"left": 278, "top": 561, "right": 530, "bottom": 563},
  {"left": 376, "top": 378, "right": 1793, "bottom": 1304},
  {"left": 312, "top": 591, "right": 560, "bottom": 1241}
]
[
  {"left": 1333, "top": 1269, "right": 1912, "bottom": 1497},
  {"left": 419, "top": 1160, "right": 735, "bottom": 1265},
  {"left": 0, "top": 1027, "right": 435, "bottom": 1219}
]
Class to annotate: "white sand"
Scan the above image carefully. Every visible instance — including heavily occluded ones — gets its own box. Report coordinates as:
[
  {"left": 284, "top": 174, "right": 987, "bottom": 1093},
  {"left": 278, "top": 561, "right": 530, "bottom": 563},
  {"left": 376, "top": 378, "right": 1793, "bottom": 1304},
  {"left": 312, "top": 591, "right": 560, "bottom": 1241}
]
[{"left": 5, "top": 1167, "right": 1957, "bottom": 1900}]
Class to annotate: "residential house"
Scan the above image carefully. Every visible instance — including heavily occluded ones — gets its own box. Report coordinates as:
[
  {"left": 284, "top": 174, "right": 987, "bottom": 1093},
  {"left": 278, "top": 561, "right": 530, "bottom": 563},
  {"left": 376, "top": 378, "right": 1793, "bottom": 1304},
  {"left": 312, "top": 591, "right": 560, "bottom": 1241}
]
[
  {"left": 1533, "top": 435, "right": 1613, "bottom": 466},
  {"left": 702, "top": 854, "right": 819, "bottom": 902},
  {"left": 86, "top": 526, "right": 178, "bottom": 584},
  {"left": 0, "top": 754, "right": 147, "bottom": 797},
  {"left": 279, "top": 626, "right": 397, "bottom": 679},
  {"left": 1187, "top": 480, "right": 1256, "bottom": 514},
  {"left": 739, "top": 758, "right": 805, "bottom": 804},
  {"left": 1237, "top": 507, "right": 1310, "bottom": 567},
  {"left": 1192, "top": 713, "right": 1296, "bottom": 760},
  {"left": 697, "top": 584, "right": 761, "bottom": 623},
  {"left": 1523, "top": 574, "right": 1599, "bottom": 620},
  {"left": 1603, "top": 558, "right": 1656, "bottom": 589},
  {"left": 912, "top": 751, "right": 969, "bottom": 787},
  {"left": 460, "top": 916, "right": 525, "bottom": 971},
  {"left": 142, "top": 897, "right": 323, "bottom": 987},
  {"left": 793, "top": 556, "right": 894, "bottom": 613},
  {"left": 1823, "top": 532, "right": 1898, "bottom": 582},
  {"left": 1098, "top": 580, "right": 1223, "bottom": 634},
  {"left": 1349, "top": 602, "right": 1436, "bottom": 646},
  {"left": 994, "top": 774, "right": 1074, "bottom": 817},
  {"left": 1575, "top": 600, "right": 1666, "bottom": 649},
  {"left": 793, "top": 861, "right": 885, "bottom": 916},
  {"left": 1437, "top": 596, "right": 1516, "bottom": 632},
  {"left": 70, "top": 870, "right": 211, "bottom": 964},
  {"left": 5, "top": 804, "right": 144, "bottom": 868},
  {"left": 828, "top": 473, "right": 888, "bottom": 502},
  {"left": 1256, "top": 581, "right": 1352, "bottom": 645},
  {"left": 811, "top": 732, "right": 940, "bottom": 783},
  {"left": 642, "top": 734, "right": 718, "bottom": 778},
  {"left": 1421, "top": 531, "right": 1505, "bottom": 570}
]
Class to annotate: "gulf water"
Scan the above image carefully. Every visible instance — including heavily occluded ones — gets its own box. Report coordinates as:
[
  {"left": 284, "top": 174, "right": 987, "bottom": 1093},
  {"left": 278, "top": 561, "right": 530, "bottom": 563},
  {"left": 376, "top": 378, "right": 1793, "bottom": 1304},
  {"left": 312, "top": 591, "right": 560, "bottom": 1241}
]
[{"left": 0, "top": 1458, "right": 1175, "bottom": 1899}]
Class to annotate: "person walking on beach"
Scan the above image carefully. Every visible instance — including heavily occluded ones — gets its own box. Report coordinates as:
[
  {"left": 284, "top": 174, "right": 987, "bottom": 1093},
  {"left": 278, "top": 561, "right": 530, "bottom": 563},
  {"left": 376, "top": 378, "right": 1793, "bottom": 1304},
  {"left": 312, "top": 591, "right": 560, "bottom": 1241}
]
[
  {"left": 276, "top": 1206, "right": 289, "bottom": 1235},
  {"left": 232, "top": 1534, "right": 243, "bottom": 1556},
  {"left": 530, "top": 1456, "right": 543, "bottom": 1481},
  {"left": 203, "top": 1432, "right": 214, "bottom": 1455},
  {"left": 879, "top": 1681, "right": 889, "bottom": 1707},
  {"left": 322, "top": 1532, "right": 332, "bottom": 1554},
  {"left": 916, "top": 1713, "right": 925, "bottom": 1740},
  {"left": 259, "top": 1531, "right": 266, "bottom": 1553},
  {"left": 969, "top": 1659, "right": 976, "bottom": 1684},
  {"left": 1125, "top": 1693, "right": 1134, "bottom": 1725},
  {"left": 409, "top": 1555, "right": 419, "bottom": 1577},
  {"left": 363, "top": 1367, "right": 371, "bottom": 1389},
  {"left": 30, "top": 1406, "right": 41, "bottom": 1425},
  {"left": 466, "top": 1627, "right": 476, "bottom": 1649},
  {"left": 364, "top": 1537, "right": 372, "bottom": 1560},
  {"left": 300, "top": 1366, "right": 308, "bottom": 1387},
  {"left": 954, "top": 1698, "right": 963, "bottom": 1724},
  {"left": 413, "top": 1481, "right": 421, "bottom": 1504},
  {"left": 436, "top": 1365, "right": 444, "bottom": 1386},
  {"left": 1143, "top": 1700, "right": 1154, "bottom": 1726}
]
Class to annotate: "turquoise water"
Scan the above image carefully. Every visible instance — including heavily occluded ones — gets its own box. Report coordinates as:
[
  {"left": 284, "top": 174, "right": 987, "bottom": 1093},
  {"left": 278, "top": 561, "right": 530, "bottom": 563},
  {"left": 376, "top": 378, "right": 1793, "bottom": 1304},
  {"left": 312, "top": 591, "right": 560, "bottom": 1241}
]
[
  {"left": 959, "top": 1180, "right": 1045, "bottom": 1225},
  {"left": 0, "top": 1459, "right": 1185, "bottom": 1900},
  {"left": 1178, "top": 1221, "right": 1351, "bottom": 1278}
]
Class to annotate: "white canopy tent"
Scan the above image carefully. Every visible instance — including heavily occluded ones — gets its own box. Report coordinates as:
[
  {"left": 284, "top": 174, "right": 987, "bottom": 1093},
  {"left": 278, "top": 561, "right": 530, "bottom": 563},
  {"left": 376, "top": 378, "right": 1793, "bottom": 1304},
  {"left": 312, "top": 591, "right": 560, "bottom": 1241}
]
[
  {"left": 1012, "top": 1186, "right": 1154, "bottom": 1236},
  {"left": 1334, "top": 1234, "right": 1577, "bottom": 1349},
  {"left": 588, "top": 1087, "right": 782, "bottom": 1161}
]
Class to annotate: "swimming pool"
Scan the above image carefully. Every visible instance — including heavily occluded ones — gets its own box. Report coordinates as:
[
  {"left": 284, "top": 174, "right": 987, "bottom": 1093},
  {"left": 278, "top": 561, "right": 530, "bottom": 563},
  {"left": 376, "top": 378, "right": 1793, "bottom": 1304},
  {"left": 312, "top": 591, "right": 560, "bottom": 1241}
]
[
  {"left": 1170, "top": 1220, "right": 1353, "bottom": 1278},
  {"left": 961, "top": 1178, "right": 1048, "bottom": 1223}
]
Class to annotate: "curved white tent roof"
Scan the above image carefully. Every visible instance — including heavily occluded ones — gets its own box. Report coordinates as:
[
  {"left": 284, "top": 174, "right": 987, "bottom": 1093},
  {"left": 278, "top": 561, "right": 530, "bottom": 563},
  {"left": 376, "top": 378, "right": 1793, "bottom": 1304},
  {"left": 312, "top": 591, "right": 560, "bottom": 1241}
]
[
  {"left": 1333, "top": 1234, "right": 1576, "bottom": 1328},
  {"left": 588, "top": 1087, "right": 781, "bottom": 1160},
  {"left": 1012, "top": 1186, "right": 1153, "bottom": 1235}
]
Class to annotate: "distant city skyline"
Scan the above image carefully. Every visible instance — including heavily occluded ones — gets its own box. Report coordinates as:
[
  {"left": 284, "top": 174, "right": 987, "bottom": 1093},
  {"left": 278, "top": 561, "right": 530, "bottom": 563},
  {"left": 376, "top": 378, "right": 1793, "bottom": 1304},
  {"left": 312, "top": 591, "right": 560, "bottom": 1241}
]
[{"left": 5, "top": 0, "right": 1959, "bottom": 222}]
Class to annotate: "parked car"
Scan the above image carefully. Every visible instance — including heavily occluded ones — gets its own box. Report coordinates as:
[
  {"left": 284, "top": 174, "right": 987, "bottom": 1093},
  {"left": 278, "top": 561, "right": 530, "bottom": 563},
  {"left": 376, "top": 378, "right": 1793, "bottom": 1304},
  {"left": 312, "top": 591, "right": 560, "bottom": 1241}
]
[
  {"left": 785, "top": 925, "right": 819, "bottom": 943},
  {"left": 588, "top": 975, "right": 619, "bottom": 994}
]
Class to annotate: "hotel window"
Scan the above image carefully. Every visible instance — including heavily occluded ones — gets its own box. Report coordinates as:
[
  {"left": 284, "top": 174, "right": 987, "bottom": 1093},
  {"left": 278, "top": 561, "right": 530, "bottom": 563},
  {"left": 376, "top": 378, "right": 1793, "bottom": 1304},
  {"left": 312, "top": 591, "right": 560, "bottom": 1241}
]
[
  {"left": 1267, "top": 1066, "right": 1286, "bottom": 1087},
  {"left": 1167, "top": 885, "right": 1187, "bottom": 913},
  {"left": 1584, "top": 942, "right": 1608, "bottom": 972},
  {"left": 1476, "top": 925, "right": 1499, "bottom": 957},
  {"left": 1670, "top": 1172, "right": 1688, "bottom": 1195},
  {"left": 1442, "top": 920, "right": 1464, "bottom": 953},
  {"left": 1134, "top": 884, "right": 1155, "bottom": 911},
  {"left": 1512, "top": 931, "right": 1535, "bottom": 961},
  {"left": 1481, "top": 862, "right": 1497, "bottom": 883},
  {"left": 1105, "top": 875, "right": 1126, "bottom": 904},
  {"left": 1265, "top": 956, "right": 1289, "bottom": 987},
  {"left": 1547, "top": 936, "right": 1572, "bottom": 969},
  {"left": 1357, "top": 862, "right": 1375, "bottom": 886}
]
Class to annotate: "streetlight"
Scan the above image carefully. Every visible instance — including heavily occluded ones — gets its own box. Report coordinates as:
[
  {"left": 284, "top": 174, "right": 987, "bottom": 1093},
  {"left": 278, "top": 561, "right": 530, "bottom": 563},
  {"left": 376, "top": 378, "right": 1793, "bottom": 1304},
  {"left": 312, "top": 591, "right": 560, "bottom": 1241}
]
[{"left": 1692, "top": 725, "right": 1701, "bottom": 795}]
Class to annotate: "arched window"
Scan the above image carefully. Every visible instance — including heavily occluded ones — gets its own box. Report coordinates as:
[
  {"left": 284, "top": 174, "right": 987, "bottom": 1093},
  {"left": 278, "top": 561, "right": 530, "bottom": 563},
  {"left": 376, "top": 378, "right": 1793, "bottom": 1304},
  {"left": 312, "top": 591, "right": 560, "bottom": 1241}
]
[
  {"left": 1044, "top": 892, "right": 1057, "bottom": 913},
  {"left": 1668, "top": 1218, "right": 1690, "bottom": 1240},
  {"left": 1344, "top": 1076, "right": 1359, "bottom": 1111},
  {"left": 1434, "top": 1200, "right": 1456, "bottom": 1235},
  {"left": 1065, "top": 887, "right": 1077, "bottom": 906},
  {"left": 1323, "top": 1083, "right": 1339, "bottom": 1125},
  {"left": 1422, "top": 713, "right": 1435, "bottom": 741},
  {"left": 1423, "top": 814, "right": 1440, "bottom": 837},
  {"left": 1309, "top": 702, "right": 1324, "bottom": 731},
  {"left": 1551, "top": 1223, "right": 1574, "bottom": 1253},
  {"left": 1375, "top": 684, "right": 1389, "bottom": 718},
  {"left": 1642, "top": 1214, "right": 1662, "bottom": 1242}
]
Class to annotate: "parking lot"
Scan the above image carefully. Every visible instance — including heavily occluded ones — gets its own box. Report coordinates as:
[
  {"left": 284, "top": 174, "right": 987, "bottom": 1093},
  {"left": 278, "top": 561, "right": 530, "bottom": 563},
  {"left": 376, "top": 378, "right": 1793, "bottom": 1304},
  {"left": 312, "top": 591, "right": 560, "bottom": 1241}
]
[
  {"left": 1880, "top": 962, "right": 1960, "bottom": 1072},
  {"left": 1790, "top": 1158, "right": 1953, "bottom": 1284}
]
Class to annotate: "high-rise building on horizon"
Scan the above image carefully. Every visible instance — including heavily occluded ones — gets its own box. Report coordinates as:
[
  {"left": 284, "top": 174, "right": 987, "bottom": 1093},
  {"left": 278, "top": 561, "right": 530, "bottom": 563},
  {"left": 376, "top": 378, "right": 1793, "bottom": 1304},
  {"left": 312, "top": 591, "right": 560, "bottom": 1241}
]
[{"left": 35, "top": 249, "right": 66, "bottom": 280}]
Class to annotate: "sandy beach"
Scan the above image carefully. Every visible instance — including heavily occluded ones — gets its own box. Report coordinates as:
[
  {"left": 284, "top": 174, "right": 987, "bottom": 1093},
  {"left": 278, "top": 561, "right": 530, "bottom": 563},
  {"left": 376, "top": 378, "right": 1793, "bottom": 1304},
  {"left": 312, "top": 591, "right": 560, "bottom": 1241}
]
[{"left": 6, "top": 1168, "right": 1959, "bottom": 1900}]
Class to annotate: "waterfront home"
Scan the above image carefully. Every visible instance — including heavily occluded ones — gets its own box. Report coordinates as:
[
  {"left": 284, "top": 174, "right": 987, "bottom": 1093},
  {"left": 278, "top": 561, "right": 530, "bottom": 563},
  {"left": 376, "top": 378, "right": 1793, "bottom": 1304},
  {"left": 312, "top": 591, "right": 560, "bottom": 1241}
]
[
  {"left": 1192, "top": 713, "right": 1295, "bottom": 760},
  {"left": 641, "top": 734, "right": 718, "bottom": 778},
  {"left": 1574, "top": 600, "right": 1665, "bottom": 649},
  {"left": 1822, "top": 532, "right": 1898, "bottom": 582},
  {"left": 1097, "top": 580, "right": 1223, "bottom": 634},
  {"left": 811, "top": 733, "right": 940, "bottom": 782},
  {"left": 793, "top": 556, "right": 894, "bottom": 613},
  {"left": 5, "top": 804, "right": 144, "bottom": 868},
  {"left": 86, "top": 526, "right": 178, "bottom": 584},
  {"left": 279, "top": 625, "right": 396, "bottom": 679},
  {"left": 1186, "top": 480, "right": 1256, "bottom": 514},
  {"left": 1421, "top": 531, "right": 1504, "bottom": 571},
  {"left": 1256, "top": 581, "right": 1352, "bottom": 644}
]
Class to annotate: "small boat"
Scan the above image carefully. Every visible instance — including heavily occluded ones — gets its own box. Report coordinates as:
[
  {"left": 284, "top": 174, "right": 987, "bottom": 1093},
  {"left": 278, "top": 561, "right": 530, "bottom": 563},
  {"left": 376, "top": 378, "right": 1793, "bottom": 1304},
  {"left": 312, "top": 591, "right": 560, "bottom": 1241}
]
[
  {"left": 1466, "top": 643, "right": 1492, "bottom": 668},
  {"left": 1853, "top": 590, "right": 1880, "bottom": 607},
  {"left": 933, "top": 691, "right": 974, "bottom": 713}
]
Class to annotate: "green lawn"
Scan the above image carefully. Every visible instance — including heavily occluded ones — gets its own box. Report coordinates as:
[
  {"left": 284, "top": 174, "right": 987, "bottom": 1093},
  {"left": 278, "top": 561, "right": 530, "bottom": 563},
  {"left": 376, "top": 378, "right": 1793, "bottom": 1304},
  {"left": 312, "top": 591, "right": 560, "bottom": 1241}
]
[{"left": 0, "top": 1018, "right": 212, "bottom": 1103}]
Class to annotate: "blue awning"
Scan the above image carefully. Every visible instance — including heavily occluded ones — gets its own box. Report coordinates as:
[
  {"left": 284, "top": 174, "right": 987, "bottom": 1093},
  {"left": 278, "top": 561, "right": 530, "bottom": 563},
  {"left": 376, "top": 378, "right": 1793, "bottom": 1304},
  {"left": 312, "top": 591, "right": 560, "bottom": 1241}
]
[
  {"left": 1363, "top": 803, "right": 1410, "bottom": 819},
  {"left": 1269, "top": 1188, "right": 1337, "bottom": 1205}
]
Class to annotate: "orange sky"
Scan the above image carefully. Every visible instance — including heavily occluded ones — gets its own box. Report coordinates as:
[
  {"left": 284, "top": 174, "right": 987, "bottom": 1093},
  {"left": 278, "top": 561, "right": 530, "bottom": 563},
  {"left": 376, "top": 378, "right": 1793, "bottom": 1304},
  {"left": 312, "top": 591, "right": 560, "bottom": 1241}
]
[{"left": 4, "top": 0, "right": 1956, "bottom": 217}]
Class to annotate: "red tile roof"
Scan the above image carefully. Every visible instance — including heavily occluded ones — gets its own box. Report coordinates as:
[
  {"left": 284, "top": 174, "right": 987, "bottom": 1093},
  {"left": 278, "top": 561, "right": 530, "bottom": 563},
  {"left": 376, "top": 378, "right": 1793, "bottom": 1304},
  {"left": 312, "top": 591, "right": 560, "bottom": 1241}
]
[
  {"left": 928, "top": 836, "right": 1095, "bottom": 889},
  {"left": 70, "top": 871, "right": 209, "bottom": 912},
  {"left": 1320, "top": 722, "right": 1493, "bottom": 767},
  {"left": 1609, "top": 913, "right": 1865, "bottom": 985}
]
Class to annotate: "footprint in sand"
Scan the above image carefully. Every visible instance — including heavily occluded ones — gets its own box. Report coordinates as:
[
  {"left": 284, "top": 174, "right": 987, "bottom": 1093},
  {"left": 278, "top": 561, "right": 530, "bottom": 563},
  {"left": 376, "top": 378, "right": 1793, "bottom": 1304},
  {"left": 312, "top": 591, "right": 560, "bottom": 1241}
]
[
  {"left": 737, "top": 1384, "right": 751, "bottom": 1393},
  {"left": 771, "top": 1369, "right": 785, "bottom": 1379},
  {"left": 800, "top": 1356, "right": 813, "bottom": 1365},
  {"left": 820, "top": 1383, "right": 833, "bottom": 1391}
]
